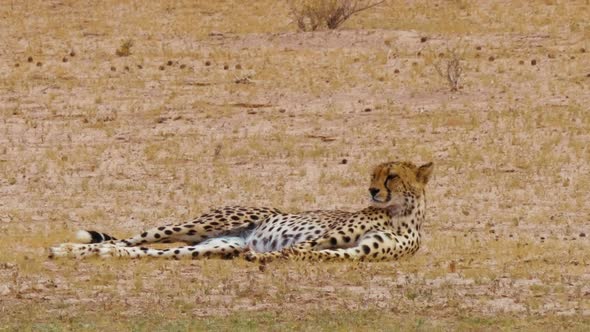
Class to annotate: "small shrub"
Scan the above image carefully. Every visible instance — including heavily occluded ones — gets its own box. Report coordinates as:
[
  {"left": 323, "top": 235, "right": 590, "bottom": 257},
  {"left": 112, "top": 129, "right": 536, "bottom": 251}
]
[
  {"left": 433, "top": 46, "right": 464, "bottom": 92},
  {"left": 116, "top": 39, "right": 134, "bottom": 57},
  {"left": 288, "top": 0, "right": 385, "bottom": 31}
]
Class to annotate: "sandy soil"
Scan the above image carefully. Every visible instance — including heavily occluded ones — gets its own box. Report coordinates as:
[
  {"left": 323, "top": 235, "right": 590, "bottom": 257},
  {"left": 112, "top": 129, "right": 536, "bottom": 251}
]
[{"left": 0, "top": 0, "right": 589, "bottom": 329}]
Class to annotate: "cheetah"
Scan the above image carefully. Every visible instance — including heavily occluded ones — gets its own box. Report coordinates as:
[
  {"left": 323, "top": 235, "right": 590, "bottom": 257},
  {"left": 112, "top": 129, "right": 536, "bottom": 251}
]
[{"left": 49, "top": 161, "right": 433, "bottom": 262}]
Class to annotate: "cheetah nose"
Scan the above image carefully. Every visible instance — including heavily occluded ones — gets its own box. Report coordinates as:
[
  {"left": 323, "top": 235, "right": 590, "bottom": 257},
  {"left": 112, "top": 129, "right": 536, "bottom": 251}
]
[{"left": 369, "top": 188, "right": 380, "bottom": 197}]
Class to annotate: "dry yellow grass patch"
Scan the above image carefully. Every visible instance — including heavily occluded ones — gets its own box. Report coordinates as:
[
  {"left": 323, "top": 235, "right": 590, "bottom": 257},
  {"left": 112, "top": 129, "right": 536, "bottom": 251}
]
[{"left": 1, "top": 0, "right": 589, "bottom": 330}]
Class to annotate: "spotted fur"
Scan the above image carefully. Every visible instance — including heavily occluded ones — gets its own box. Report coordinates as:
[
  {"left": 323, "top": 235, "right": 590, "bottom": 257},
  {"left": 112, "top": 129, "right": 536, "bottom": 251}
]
[{"left": 49, "top": 161, "right": 433, "bottom": 262}]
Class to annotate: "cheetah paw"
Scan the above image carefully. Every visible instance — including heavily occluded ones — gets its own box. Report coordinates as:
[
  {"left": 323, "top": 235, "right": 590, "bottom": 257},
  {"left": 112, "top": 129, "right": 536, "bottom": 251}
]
[
  {"left": 48, "top": 243, "right": 100, "bottom": 259},
  {"left": 98, "top": 244, "right": 123, "bottom": 258},
  {"left": 243, "top": 248, "right": 259, "bottom": 262}
]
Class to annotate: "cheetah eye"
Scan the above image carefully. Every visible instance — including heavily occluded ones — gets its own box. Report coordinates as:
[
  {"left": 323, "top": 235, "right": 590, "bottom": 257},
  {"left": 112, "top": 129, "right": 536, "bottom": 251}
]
[{"left": 386, "top": 174, "right": 398, "bottom": 183}]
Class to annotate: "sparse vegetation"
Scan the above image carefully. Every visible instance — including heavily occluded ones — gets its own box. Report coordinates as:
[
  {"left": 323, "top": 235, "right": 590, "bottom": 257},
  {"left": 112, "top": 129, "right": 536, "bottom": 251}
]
[
  {"left": 288, "top": 0, "right": 385, "bottom": 31},
  {"left": 1, "top": 0, "right": 589, "bottom": 330},
  {"left": 433, "top": 45, "right": 464, "bottom": 92},
  {"left": 115, "top": 39, "right": 134, "bottom": 57}
]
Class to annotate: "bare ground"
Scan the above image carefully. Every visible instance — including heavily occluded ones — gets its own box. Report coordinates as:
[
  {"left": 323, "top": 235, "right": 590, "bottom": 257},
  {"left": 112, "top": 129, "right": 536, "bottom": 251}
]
[{"left": 0, "top": 0, "right": 589, "bottom": 330}]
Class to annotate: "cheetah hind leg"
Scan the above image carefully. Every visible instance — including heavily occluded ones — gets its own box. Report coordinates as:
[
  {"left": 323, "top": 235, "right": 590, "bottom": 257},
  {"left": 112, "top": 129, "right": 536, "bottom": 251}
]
[
  {"left": 109, "top": 206, "right": 276, "bottom": 248},
  {"left": 97, "top": 236, "right": 248, "bottom": 259},
  {"left": 48, "top": 242, "right": 111, "bottom": 259},
  {"left": 48, "top": 230, "right": 122, "bottom": 259}
]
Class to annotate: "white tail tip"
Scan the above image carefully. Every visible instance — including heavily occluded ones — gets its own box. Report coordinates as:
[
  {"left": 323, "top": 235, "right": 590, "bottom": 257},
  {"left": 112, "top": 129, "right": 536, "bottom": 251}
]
[{"left": 76, "top": 230, "right": 92, "bottom": 244}]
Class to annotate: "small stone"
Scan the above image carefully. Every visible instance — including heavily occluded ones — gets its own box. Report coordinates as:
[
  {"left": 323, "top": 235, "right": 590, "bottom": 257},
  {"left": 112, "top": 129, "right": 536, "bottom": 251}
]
[
  {"left": 110, "top": 66, "right": 116, "bottom": 71},
  {"left": 223, "top": 64, "right": 229, "bottom": 70},
  {"left": 420, "top": 36, "right": 428, "bottom": 43},
  {"left": 278, "top": 108, "right": 286, "bottom": 113},
  {"left": 340, "top": 159, "right": 348, "bottom": 164},
  {"left": 180, "top": 64, "right": 186, "bottom": 69},
  {"left": 69, "top": 51, "right": 76, "bottom": 57},
  {"left": 580, "top": 48, "right": 586, "bottom": 53},
  {"left": 205, "top": 60, "right": 211, "bottom": 66},
  {"left": 14, "top": 63, "right": 19, "bottom": 67},
  {"left": 531, "top": 59, "right": 537, "bottom": 66},
  {"left": 137, "top": 64, "right": 143, "bottom": 69},
  {"left": 27, "top": 56, "right": 33, "bottom": 62},
  {"left": 0, "top": 284, "right": 10, "bottom": 296},
  {"left": 167, "top": 60, "right": 173, "bottom": 66},
  {"left": 394, "top": 69, "right": 399, "bottom": 74},
  {"left": 580, "top": 232, "right": 586, "bottom": 238},
  {"left": 476, "top": 46, "right": 482, "bottom": 50},
  {"left": 36, "top": 62, "right": 42, "bottom": 67},
  {"left": 364, "top": 108, "right": 372, "bottom": 112},
  {"left": 488, "top": 56, "right": 495, "bottom": 61},
  {"left": 159, "top": 65, "right": 165, "bottom": 70},
  {"left": 62, "top": 57, "right": 68, "bottom": 63},
  {"left": 124, "top": 66, "right": 130, "bottom": 71}
]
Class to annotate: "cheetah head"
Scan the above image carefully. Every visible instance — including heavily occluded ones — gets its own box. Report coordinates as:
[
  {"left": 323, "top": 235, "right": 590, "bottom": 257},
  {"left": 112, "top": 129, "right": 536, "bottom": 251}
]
[{"left": 368, "top": 161, "right": 434, "bottom": 214}]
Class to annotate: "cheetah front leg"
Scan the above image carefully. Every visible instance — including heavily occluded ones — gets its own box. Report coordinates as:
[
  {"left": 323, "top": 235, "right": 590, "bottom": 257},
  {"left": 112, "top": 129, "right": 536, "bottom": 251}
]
[{"left": 290, "top": 231, "right": 410, "bottom": 262}]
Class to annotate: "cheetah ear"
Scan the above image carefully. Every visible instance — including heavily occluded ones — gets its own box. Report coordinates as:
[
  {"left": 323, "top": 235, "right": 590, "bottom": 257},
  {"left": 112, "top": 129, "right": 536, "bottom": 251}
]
[{"left": 416, "top": 162, "right": 434, "bottom": 185}]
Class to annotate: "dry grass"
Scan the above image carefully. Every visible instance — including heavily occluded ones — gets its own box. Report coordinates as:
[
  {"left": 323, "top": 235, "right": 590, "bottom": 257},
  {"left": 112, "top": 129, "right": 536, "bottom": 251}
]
[
  {"left": 288, "top": 0, "right": 385, "bottom": 31},
  {"left": 115, "top": 39, "right": 134, "bottom": 57},
  {"left": 433, "top": 45, "right": 464, "bottom": 92},
  {"left": 1, "top": 0, "right": 590, "bottom": 330}
]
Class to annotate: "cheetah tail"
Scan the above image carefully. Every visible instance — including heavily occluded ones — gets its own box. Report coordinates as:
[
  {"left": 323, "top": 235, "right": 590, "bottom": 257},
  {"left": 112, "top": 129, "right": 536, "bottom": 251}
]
[{"left": 76, "top": 230, "right": 118, "bottom": 244}]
